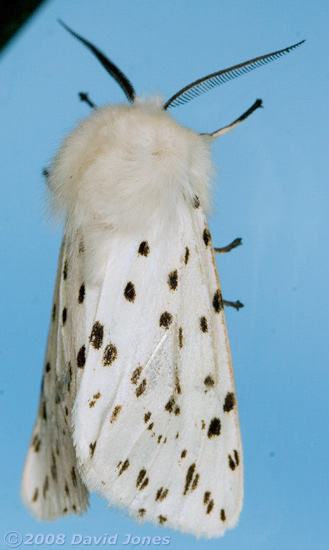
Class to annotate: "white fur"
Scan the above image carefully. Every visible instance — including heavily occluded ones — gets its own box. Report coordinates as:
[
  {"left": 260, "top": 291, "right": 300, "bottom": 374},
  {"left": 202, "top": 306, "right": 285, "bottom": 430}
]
[{"left": 49, "top": 97, "right": 213, "bottom": 282}]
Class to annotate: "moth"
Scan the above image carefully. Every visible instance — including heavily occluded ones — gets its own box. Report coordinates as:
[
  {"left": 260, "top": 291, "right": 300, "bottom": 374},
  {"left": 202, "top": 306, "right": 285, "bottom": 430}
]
[{"left": 21, "top": 22, "right": 304, "bottom": 538}]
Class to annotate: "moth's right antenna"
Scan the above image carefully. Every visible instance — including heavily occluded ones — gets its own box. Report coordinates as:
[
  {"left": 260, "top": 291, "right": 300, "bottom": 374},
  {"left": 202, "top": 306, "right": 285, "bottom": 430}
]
[
  {"left": 58, "top": 20, "right": 136, "bottom": 103},
  {"left": 164, "top": 40, "right": 305, "bottom": 109}
]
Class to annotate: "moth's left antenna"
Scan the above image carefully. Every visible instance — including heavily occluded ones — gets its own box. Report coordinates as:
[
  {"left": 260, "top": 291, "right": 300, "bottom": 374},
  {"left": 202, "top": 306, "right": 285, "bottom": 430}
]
[{"left": 58, "top": 20, "right": 136, "bottom": 103}]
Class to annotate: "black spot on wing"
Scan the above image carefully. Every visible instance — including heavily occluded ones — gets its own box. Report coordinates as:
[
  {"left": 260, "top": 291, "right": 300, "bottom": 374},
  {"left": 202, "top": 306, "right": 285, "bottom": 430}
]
[
  {"left": 158, "top": 515, "right": 167, "bottom": 524},
  {"left": 131, "top": 366, "right": 142, "bottom": 384},
  {"left": 43, "top": 475, "right": 49, "bottom": 499},
  {"left": 193, "top": 195, "right": 200, "bottom": 208},
  {"left": 71, "top": 467, "right": 77, "bottom": 487},
  {"left": 63, "top": 260, "right": 68, "bottom": 280},
  {"left": 178, "top": 327, "right": 183, "bottom": 348},
  {"left": 77, "top": 346, "right": 86, "bottom": 368},
  {"left": 228, "top": 450, "right": 240, "bottom": 470},
  {"left": 67, "top": 363, "right": 72, "bottom": 393},
  {"left": 144, "top": 411, "right": 151, "bottom": 423},
  {"left": 118, "top": 459, "right": 130, "bottom": 476},
  {"left": 181, "top": 449, "right": 187, "bottom": 459},
  {"left": 65, "top": 482, "right": 70, "bottom": 496},
  {"left": 62, "top": 307, "right": 67, "bottom": 325},
  {"left": 79, "top": 240, "right": 84, "bottom": 253},
  {"left": 110, "top": 405, "right": 122, "bottom": 423},
  {"left": 139, "top": 508, "right": 146, "bottom": 518},
  {"left": 32, "top": 488, "right": 38, "bottom": 502},
  {"left": 124, "top": 281, "right": 136, "bottom": 302},
  {"left": 160, "top": 312, "right": 173, "bottom": 329},
  {"left": 200, "top": 316, "right": 208, "bottom": 332},
  {"left": 136, "top": 379, "right": 146, "bottom": 397},
  {"left": 103, "top": 343, "right": 117, "bottom": 366},
  {"left": 90, "top": 322, "right": 104, "bottom": 349},
  {"left": 168, "top": 270, "right": 178, "bottom": 290},
  {"left": 156, "top": 487, "right": 169, "bottom": 501},
  {"left": 45, "top": 362, "right": 51, "bottom": 373},
  {"left": 204, "top": 375, "right": 214, "bottom": 387},
  {"left": 89, "top": 393, "right": 98, "bottom": 408},
  {"left": 208, "top": 418, "right": 221, "bottom": 438},
  {"left": 213, "top": 289, "right": 223, "bottom": 313},
  {"left": 220, "top": 508, "right": 226, "bottom": 521},
  {"left": 175, "top": 375, "right": 182, "bottom": 394},
  {"left": 191, "top": 473, "right": 199, "bottom": 491},
  {"left": 89, "top": 441, "right": 97, "bottom": 458},
  {"left": 52, "top": 304, "right": 56, "bottom": 322},
  {"left": 140, "top": 478, "right": 149, "bottom": 491},
  {"left": 183, "top": 463, "right": 196, "bottom": 495},
  {"left": 206, "top": 500, "right": 214, "bottom": 514},
  {"left": 223, "top": 392, "right": 235, "bottom": 412},
  {"left": 165, "top": 397, "right": 175, "bottom": 413},
  {"left": 204, "top": 491, "right": 211, "bottom": 504},
  {"left": 136, "top": 469, "right": 147, "bottom": 487},
  {"left": 147, "top": 422, "right": 154, "bottom": 430},
  {"left": 184, "top": 247, "right": 190, "bottom": 265},
  {"left": 51, "top": 452, "right": 57, "bottom": 481},
  {"left": 78, "top": 283, "right": 85, "bottom": 303},
  {"left": 32, "top": 434, "right": 41, "bottom": 452},
  {"left": 138, "top": 241, "right": 150, "bottom": 256},
  {"left": 203, "top": 228, "right": 211, "bottom": 246},
  {"left": 228, "top": 453, "right": 236, "bottom": 470}
]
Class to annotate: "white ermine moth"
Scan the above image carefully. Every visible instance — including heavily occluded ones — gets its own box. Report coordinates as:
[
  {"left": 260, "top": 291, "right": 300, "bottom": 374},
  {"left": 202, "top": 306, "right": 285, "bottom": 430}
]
[{"left": 21, "top": 23, "right": 304, "bottom": 538}]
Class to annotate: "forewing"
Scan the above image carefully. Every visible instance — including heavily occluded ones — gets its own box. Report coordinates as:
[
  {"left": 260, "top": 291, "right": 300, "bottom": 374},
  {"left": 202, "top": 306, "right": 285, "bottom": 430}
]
[
  {"left": 21, "top": 239, "right": 90, "bottom": 519},
  {"left": 73, "top": 203, "right": 242, "bottom": 538}
]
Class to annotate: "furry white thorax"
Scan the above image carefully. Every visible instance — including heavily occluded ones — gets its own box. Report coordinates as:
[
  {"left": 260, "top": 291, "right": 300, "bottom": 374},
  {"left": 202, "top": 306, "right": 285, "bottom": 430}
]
[{"left": 49, "top": 96, "right": 213, "bottom": 245}]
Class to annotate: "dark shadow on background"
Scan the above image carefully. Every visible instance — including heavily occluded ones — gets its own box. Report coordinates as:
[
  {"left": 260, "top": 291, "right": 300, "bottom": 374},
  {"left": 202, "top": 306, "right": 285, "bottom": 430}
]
[{"left": 0, "top": 0, "right": 45, "bottom": 51}]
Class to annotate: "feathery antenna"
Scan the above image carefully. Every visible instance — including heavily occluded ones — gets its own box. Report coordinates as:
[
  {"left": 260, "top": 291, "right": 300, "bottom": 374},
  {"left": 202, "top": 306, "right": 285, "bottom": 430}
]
[{"left": 164, "top": 40, "right": 305, "bottom": 109}]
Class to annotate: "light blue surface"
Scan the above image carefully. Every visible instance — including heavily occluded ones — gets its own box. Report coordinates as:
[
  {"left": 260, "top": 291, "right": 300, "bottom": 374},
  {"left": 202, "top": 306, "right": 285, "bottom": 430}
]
[{"left": 1, "top": 1, "right": 328, "bottom": 548}]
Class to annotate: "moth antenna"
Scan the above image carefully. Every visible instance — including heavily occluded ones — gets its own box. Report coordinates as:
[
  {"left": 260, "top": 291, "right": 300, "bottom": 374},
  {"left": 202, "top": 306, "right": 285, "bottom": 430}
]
[
  {"left": 58, "top": 20, "right": 136, "bottom": 103},
  {"left": 164, "top": 40, "right": 305, "bottom": 109}
]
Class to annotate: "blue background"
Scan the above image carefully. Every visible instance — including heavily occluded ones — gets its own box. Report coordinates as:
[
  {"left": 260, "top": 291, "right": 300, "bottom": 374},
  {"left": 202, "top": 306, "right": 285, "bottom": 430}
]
[{"left": 1, "top": 1, "right": 328, "bottom": 548}]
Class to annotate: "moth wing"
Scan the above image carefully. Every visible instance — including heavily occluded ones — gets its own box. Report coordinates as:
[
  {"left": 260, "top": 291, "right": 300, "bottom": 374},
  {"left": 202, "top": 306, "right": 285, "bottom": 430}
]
[
  {"left": 73, "top": 204, "right": 243, "bottom": 538},
  {"left": 21, "top": 239, "right": 90, "bottom": 519}
]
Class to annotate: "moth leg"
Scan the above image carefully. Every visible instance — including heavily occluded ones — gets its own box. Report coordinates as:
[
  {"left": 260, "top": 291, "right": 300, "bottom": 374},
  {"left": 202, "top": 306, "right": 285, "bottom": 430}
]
[
  {"left": 223, "top": 299, "right": 244, "bottom": 310},
  {"left": 203, "top": 99, "right": 263, "bottom": 138},
  {"left": 214, "top": 237, "right": 242, "bottom": 254},
  {"left": 42, "top": 168, "right": 51, "bottom": 189},
  {"left": 79, "top": 92, "right": 96, "bottom": 109}
]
